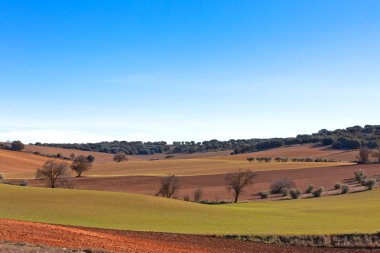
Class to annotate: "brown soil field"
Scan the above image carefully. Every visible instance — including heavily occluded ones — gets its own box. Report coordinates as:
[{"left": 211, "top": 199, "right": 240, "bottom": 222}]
[
  {"left": 27, "top": 164, "right": 380, "bottom": 201},
  {"left": 0, "top": 149, "right": 51, "bottom": 179},
  {"left": 90, "top": 160, "right": 350, "bottom": 177},
  {"left": 3, "top": 147, "right": 351, "bottom": 179},
  {"left": 0, "top": 219, "right": 376, "bottom": 253}
]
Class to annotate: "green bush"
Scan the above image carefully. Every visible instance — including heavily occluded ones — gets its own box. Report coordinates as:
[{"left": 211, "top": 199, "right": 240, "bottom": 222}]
[
  {"left": 312, "top": 187, "right": 324, "bottom": 198},
  {"left": 354, "top": 170, "right": 366, "bottom": 182},
  {"left": 341, "top": 184, "right": 349, "bottom": 194},
  {"left": 19, "top": 180, "right": 28, "bottom": 187},
  {"left": 290, "top": 189, "right": 301, "bottom": 199},
  {"left": 259, "top": 191, "right": 270, "bottom": 199},
  {"left": 305, "top": 185, "right": 314, "bottom": 194},
  {"left": 334, "top": 183, "right": 342, "bottom": 190},
  {"left": 365, "top": 179, "right": 377, "bottom": 190}
]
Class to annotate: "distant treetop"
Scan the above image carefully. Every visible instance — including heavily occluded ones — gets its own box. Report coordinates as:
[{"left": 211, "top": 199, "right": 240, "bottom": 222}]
[{"left": 33, "top": 125, "right": 380, "bottom": 155}]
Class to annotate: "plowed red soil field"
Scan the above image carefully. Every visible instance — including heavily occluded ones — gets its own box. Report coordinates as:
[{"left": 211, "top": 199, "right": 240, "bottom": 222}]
[
  {"left": 27, "top": 164, "right": 380, "bottom": 201},
  {"left": 0, "top": 219, "right": 376, "bottom": 253}
]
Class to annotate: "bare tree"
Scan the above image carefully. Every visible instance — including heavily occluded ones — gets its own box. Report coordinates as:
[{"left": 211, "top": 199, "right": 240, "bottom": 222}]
[
  {"left": 36, "top": 160, "right": 69, "bottom": 188},
  {"left": 357, "top": 147, "right": 370, "bottom": 164},
  {"left": 60, "top": 175, "right": 75, "bottom": 189},
  {"left": 113, "top": 152, "right": 128, "bottom": 162},
  {"left": 225, "top": 170, "right": 256, "bottom": 203},
  {"left": 193, "top": 187, "right": 203, "bottom": 202},
  {"left": 156, "top": 175, "right": 180, "bottom": 198},
  {"left": 69, "top": 153, "right": 76, "bottom": 161},
  {"left": 71, "top": 155, "right": 92, "bottom": 177}
]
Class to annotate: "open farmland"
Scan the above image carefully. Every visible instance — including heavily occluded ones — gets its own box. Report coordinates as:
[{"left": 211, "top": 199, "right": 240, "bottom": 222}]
[
  {"left": 0, "top": 184, "right": 380, "bottom": 235},
  {"left": 89, "top": 159, "right": 351, "bottom": 177},
  {"left": 0, "top": 219, "right": 375, "bottom": 253},
  {"left": 2, "top": 147, "right": 352, "bottom": 179},
  {"left": 27, "top": 163, "right": 380, "bottom": 201},
  {"left": 0, "top": 149, "right": 51, "bottom": 179}
]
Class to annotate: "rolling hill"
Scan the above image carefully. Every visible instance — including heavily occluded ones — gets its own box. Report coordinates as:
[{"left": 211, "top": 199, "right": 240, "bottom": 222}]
[{"left": 1, "top": 184, "right": 380, "bottom": 235}]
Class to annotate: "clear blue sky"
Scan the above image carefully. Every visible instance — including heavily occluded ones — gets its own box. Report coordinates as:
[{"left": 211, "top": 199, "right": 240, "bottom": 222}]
[{"left": 1, "top": 0, "right": 379, "bottom": 143}]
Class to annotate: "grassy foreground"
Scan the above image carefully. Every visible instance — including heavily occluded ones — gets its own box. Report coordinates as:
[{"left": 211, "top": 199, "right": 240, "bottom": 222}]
[{"left": 0, "top": 184, "right": 379, "bottom": 235}]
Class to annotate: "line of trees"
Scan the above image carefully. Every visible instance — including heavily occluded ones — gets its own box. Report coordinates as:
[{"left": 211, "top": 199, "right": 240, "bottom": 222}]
[{"left": 32, "top": 125, "right": 380, "bottom": 156}]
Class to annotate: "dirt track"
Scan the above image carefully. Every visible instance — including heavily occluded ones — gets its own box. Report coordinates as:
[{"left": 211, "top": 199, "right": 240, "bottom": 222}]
[
  {"left": 0, "top": 219, "right": 378, "bottom": 253},
  {"left": 27, "top": 163, "right": 380, "bottom": 201}
]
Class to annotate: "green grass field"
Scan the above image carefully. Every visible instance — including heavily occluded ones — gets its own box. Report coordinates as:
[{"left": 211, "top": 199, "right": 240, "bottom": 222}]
[{"left": 0, "top": 184, "right": 379, "bottom": 235}]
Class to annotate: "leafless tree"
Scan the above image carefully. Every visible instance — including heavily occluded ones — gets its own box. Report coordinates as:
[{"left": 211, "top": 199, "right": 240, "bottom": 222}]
[
  {"left": 357, "top": 147, "right": 370, "bottom": 164},
  {"left": 225, "top": 170, "right": 256, "bottom": 203},
  {"left": 71, "top": 155, "right": 92, "bottom": 177},
  {"left": 69, "top": 153, "right": 76, "bottom": 161},
  {"left": 156, "top": 175, "right": 180, "bottom": 198},
  {"left": 36, "top": 160, "right": 69, "bottom": 188},
  {"left": 113, "top": 152, "right": 128, "bottom": 162},
  {"left": 60, "top": 175, "right": 75, "bottom": 189},
  {"left": 193, "top": 187, "right": 203, "bottom": 202}
]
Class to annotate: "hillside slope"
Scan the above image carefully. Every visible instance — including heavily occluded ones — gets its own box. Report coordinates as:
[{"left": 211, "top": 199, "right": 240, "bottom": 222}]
[{"left": 0, "top": 184, "right": 380, "bottom": 235}]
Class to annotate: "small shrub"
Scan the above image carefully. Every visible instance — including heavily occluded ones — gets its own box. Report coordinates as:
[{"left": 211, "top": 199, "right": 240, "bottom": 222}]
[
  {"left": 312, "top": 187, "right": 324, "bottom": 198},
  {"left": 334, "top": 183, "right": 342, "bottom": 190},
  {"left": 19, "top": 179, "right": 28, "bottom": 186},
  {"left": 275, "top": 157, "right": 288, "bottom": 162},
  {"left": 247, "top": 157, "right": 255, "bottom": 163},
  {"left": 290, "top": 188, "right": 301, "bottom": 199},
  {"left": 365, "top": 179, "right": 377, "bottom": 190},
  {"left": 259, "top": 191, "right": 270, "bottom": 199},
  {"left": 270, "top": 178, "right": 296, "bottom": 194},
  {"left": 315, "top": 158, "right": 328, "bottom": 162},
  {"left": 305, "top": 157, "right": 315, "bottom": 162},
  {"left": 305, "top": 185, "right": 314, "bottom": 194},
  {"left": 281, "top": 188, "right": 290, "bottom": 197},
  {"left": 183, "top": 195, "right": 190, "bottom": 201},
  {"left": 354, "top": 170, "right": 366, "bottom": 182},
  {"left": 341, "top": 184, "right": 349, "bottom": 194},
  {"left": 193, "top": 187, "right": 203, "bottom": 202},
  {"left": 0, "top": 173, "right": 4, "bottom": 181}
]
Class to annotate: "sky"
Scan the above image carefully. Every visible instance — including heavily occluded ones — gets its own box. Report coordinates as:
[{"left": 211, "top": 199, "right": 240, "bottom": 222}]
[{"left": 0, "top": 0, "right": 379, "bottom": 144}]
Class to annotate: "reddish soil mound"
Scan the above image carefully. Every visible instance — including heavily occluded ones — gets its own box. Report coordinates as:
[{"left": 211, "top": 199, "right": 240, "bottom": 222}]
[
  {"left": 27, "top": 164, "right": 380, "bottom": 201},
  {"left": 0, "top": 219, "right": 376, "bottom": 253}
]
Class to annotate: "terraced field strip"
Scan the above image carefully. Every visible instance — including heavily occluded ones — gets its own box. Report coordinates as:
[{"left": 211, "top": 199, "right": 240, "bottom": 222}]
[
  {"left": 89, "top": 160, "right": 353, "bottom": 177},
  {"left": 0, "top": 184, "right": 379, "bottom": 235}
]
